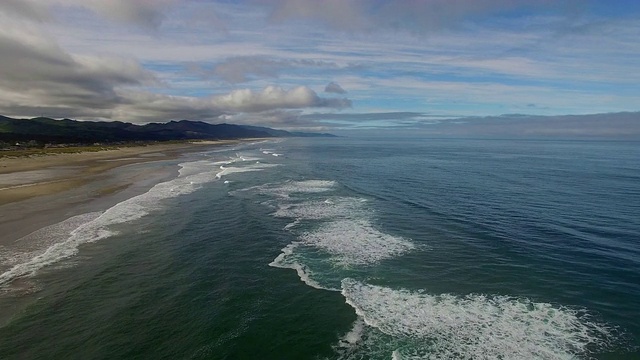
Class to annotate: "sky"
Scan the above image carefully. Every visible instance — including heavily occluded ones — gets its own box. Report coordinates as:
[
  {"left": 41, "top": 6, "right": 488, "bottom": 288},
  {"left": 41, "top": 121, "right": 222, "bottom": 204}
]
[{"left": 0, "top": 0, "right": 639, "bottom": 134}]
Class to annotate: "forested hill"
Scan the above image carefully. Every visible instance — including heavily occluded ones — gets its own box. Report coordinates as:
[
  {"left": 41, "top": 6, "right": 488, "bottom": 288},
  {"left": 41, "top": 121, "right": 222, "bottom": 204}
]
[{"left": 0, "top": 116, "right": 335, "bottom": 146}]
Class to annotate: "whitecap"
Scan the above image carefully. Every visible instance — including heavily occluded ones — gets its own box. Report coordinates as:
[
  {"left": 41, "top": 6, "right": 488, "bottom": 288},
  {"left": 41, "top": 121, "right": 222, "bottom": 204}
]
[
  {"left": 341, "top": 279, "right": 616, "bottom": 360},
  {"left": 339, "top": 317, "right": 366, "bottom": 348},
  {"left": 234, "top": 180, "right": 337, "bottom": 198},
  {"left": 301, "top": 219, "right": 415, "bottom": 267},
  {"left": 215, "top": 163, "right": 278, "bottom": 179},
  {"left": 255, "top": 180, "right": 338, "bottom": 198}
]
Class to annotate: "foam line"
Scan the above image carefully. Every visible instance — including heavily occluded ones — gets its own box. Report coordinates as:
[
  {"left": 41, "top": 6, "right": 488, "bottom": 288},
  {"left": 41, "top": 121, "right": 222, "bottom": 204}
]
[
  {"left": 0, "top": 212, "right": 103, "bottom": 273},
  {"left": 0, "top": 212, "right": 114, "bottom": 286}
]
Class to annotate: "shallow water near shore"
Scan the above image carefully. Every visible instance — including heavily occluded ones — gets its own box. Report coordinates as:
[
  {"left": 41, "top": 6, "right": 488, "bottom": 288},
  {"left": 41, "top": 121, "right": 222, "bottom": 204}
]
[{"left": 0, "top": 137, "right": 639, "bottom": 359}]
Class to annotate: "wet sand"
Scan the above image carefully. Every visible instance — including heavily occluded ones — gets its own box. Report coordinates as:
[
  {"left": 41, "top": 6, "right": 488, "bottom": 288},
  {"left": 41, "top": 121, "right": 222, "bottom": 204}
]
[{"left": 0, "top": 141, "right": 240, "bottom": 249}]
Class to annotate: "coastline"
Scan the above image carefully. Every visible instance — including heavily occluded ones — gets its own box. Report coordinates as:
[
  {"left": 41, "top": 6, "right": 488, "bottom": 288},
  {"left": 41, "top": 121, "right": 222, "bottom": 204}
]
[
  {"left": 0, "top": 141, "right": 240, "bottom": 204},
  {"left": 0, "top": 140, "right": 249, "bottom": 270}
]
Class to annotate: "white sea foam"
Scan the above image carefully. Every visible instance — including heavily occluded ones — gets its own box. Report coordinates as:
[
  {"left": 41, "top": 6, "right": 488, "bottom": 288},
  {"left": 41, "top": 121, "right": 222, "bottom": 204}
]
[
  {"left": 225, "top": 151, "right": 270, "bottom": 164},
  {"left": 273, "top": 197, "right": 367, "bottom": 220},
  {"left": 237, "top": 155, "right": 262, "bottom": 162},
  {"left": 0, "top": 213, "right": 114, "bottom": 286},
  {"left": 182, "top": 153, "right": 268, "bottom": 177},
  {"left": 0, "top": 212, "right": 102, "bottom": 271},
  {"left": 339, "top": 317, "right": 366, "bottom": 347},
  {"left": 177, "top": 160, "right": 211, "bottom": 178},
  {"left": 278, "top": 180, "right": 336, "bottom": 193},
  {"left": 215, "top": 163, "right": 278, "bottom": 179},
  {"left": 288, "top": 263, "right": 327, "bottom": 290},
  {"left": 211, "top": 160, "right": 231, "bottom": 166},
  {"left": 268, "top": 243, "right": 332, "bottom": 290},
  {"left": 256, "top": 180, "right": 338, "bottom": 198},
  {"left": 1, "top": 179, "right": 204, "bottom": 286},
  {"left": 283, "top": 219, "right": 300, "bottom": 230},
  {"left": 341, "top": 279, "right": 615, "bottom": 360},
  {"left": 301, "top": 219, "right": 415, "bottom": 266},
  {"left": 234, "top": 180, "right": 337, "bottom": 199}
]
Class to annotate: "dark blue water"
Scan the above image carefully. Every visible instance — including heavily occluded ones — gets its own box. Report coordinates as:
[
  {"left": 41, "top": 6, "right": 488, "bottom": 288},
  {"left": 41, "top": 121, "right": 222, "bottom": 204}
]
[{"left": 0, "top": 138, "right": 638, "bottom": 359}]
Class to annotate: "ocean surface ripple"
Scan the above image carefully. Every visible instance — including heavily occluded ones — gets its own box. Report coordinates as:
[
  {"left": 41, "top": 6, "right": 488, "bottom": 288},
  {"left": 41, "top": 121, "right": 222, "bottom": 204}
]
[{"left": 0, "top": 138, "right": 638, "bottom": 359}]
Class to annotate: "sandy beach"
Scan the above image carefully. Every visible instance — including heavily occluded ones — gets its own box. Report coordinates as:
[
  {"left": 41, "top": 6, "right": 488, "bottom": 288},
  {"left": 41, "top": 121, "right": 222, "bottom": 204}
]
[{"left": 0, "top": 140, "right": 242, "bottom": 261}]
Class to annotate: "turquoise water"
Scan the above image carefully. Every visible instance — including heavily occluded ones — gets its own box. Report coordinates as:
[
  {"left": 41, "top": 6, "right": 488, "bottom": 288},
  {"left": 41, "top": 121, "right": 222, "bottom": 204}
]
[{"left": 0, "top": 138, "right": 639, "bottom": 359}]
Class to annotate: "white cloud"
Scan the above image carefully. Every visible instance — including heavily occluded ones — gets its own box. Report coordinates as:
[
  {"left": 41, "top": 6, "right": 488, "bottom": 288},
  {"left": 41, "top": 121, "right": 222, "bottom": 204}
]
[
  {"left": 210, "top": 86, "right": 351, "bottom": 112},
  {"left": 0, "top": 16, "right": 351, "bottom": 124},
  {"left": 111, "top": 86, "right": 351, "bottom": 124}
]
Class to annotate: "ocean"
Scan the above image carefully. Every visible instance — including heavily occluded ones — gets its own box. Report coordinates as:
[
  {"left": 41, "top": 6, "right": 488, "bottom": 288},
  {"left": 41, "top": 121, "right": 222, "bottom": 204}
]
[{"left": 0, "top": 137, "right": 639, "bottom": 359}]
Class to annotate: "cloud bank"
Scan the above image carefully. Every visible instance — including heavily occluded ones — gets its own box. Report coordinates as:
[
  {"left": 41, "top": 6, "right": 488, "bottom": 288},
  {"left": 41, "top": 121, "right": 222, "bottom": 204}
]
[
  {"left": 0, "top": 10, "right": 351, "bottom": 125},
  {"left": 0, "top": 23, "right": 156, "bottom": 119}
]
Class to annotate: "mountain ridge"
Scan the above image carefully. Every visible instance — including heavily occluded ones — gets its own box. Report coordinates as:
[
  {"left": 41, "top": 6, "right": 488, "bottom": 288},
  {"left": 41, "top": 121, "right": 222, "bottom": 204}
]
[{"left": 0, "top": 116, "right": 335, "bottom": 146}]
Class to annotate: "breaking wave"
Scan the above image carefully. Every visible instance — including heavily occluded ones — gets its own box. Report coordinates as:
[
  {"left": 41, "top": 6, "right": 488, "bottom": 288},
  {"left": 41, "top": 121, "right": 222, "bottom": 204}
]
[{"left": 341, "top": 279, "right": 617, "bottom": 360}]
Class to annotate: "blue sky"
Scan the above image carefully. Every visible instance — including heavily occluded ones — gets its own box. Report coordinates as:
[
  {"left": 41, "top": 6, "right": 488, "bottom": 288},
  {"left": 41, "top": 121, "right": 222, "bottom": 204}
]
[{"left": 0, "top": 0, "right": 639, "bottom": 133}]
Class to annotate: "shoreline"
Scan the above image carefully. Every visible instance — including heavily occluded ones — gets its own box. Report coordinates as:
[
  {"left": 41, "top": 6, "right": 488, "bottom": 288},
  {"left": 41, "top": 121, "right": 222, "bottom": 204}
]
[
  {"left": 0, "top": 140, "right": 244, "bottom": 206},
  {"left": 0, "top": 139, "right": 253, "bottom": 264}
]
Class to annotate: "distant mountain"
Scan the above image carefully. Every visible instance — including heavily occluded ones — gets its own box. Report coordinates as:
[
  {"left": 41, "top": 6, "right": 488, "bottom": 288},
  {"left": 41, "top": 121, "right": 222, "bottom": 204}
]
[
  {"left": 239, "top": 125, "right": 336, "bottom": 138},
  {"left": 0, "top": 116, "right": 335, "bottom": 145}
]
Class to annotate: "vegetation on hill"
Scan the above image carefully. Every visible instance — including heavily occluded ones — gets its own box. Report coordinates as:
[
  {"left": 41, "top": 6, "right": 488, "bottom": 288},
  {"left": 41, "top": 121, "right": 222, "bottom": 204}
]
[{"left": 0, "top": 115, "right": 334, "bottom": 149}]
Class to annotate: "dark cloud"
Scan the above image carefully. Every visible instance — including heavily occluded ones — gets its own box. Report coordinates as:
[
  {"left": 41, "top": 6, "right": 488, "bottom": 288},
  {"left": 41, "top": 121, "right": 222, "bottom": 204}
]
[
  {"left": 0, "top": 26, "right": 156, "bottom": 119},
  {"left": 324, "top": 82, "right": 346, "bottom": 94},
  {"left": 83, "top": 0, "right": 170, "bottom": 29},
  {"left": 0, "top": 0, "right": 50, "bottom": 22}
]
